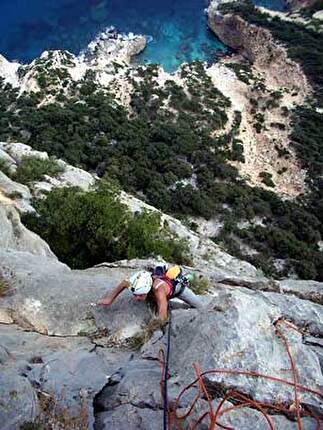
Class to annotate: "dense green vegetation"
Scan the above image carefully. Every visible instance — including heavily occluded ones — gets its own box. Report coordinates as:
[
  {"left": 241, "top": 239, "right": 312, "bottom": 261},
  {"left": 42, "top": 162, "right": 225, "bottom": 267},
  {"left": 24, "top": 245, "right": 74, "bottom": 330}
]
[
  {"left": 1, "top": 38, "right": 323, "bottom": 279},
  {"left": 22, "top": 183, "right": 190, "bottom": 269},
  {"left": 0, "top": 65, "right": 237, "bottom": 220},
  {"left": 14, "top": 156, "right": 63, "bottom": 184},
  {"left": 291, "top": 106, "right": 323, "bottom": 177},
  {"left": 259, "top": 171, "right": 275, "bottom": 188},
  {"left": 0, "top": 157, "right": 11, "bottom": 176}
]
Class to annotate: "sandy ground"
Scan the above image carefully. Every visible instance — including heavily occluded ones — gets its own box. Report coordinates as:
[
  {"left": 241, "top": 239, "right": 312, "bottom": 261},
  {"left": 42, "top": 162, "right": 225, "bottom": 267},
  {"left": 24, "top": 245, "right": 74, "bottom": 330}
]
[{"left": 207, "top": 61, "right": 307, "bottom": 197}]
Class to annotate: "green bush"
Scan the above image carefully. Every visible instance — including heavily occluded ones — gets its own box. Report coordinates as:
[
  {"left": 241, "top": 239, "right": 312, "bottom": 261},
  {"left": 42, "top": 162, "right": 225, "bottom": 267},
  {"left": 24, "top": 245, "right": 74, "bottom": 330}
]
[
  {"left": 226, "top": 62, "right": 254, "bottom": 84},
  {"left": 231, "top": 140, "right": 245, "bottom": 162},
  {"left": 22, "top": 183, "right": 190, "bottom": 269},
  {"left": 291, "top": 107, "right": 323, "bottom": 176},
  {"left": 0, "top": 157, "right": 12, "bottom": 176},
  {"left": 189, "top": 275, "right": 209, "bottom": 295},
  {"left": 14, "top": 156, "right": 64, "bottom": 184},
  {"left": 259, "top": 171, "right": 275, "bottom": 188}
]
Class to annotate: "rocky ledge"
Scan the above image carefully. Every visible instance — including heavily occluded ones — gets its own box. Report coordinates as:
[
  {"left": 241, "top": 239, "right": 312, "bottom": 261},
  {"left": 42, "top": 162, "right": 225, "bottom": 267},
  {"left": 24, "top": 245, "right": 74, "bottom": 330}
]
[{"left": 83, "top": 26, "right": 146, "bottom": 66}]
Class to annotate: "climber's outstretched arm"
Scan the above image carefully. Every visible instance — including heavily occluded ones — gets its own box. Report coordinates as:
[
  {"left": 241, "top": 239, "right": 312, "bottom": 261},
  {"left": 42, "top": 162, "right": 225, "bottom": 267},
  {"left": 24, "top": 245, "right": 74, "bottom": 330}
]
[{"left": 97, "top": 279, "right": 128, "bottom": 306}]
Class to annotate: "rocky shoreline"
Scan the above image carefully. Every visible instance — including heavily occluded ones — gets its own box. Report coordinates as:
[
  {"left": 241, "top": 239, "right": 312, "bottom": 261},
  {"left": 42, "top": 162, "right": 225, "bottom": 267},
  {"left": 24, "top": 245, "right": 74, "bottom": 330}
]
[
  {"left": 0, "top": 27, "right": 146, "bottom": 96},
  {"left": 207, "top": 0, "right": 309, "bottom": 94}
]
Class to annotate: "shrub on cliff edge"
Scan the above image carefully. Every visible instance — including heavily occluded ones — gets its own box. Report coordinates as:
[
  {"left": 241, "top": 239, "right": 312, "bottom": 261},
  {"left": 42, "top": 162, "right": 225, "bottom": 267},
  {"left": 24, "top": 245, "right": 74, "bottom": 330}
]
[
  {"left": 22, "top": 182, "right": 190, "bottom": 269},
  {"left": 14, "top": 156, "right": 64, "bottom": 185}
]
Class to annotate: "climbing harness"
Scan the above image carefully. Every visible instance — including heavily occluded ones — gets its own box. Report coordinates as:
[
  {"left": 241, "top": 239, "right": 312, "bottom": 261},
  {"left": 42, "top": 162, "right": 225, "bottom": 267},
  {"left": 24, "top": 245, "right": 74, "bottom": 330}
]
[{"left": 154, "top": 265, "right": 191, "bottom": 300}]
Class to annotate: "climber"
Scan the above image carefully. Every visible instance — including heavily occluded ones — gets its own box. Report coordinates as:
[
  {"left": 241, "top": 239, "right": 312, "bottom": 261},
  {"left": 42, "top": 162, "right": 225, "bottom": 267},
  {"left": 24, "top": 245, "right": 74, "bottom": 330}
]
[{"left": 97, "top": 265, "right": 204, "bottom": 321}]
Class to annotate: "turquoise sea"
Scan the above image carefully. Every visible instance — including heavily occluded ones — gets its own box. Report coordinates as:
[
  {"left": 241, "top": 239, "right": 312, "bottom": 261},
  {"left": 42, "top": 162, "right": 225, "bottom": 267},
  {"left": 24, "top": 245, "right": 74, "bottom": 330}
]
[{"left": 0, "top": 0, "right": 286, "bottom": 72}]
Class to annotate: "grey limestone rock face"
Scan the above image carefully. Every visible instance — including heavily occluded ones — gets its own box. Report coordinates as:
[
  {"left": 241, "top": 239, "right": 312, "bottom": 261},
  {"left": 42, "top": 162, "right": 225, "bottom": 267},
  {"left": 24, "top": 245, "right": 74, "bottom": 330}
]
[
  {"left": 94, "top": 359, "right": 168, "bottom": 430},
  {"left": 0, "top": 142, "right": 48, "bottom": 163},
  {"left": 279, "top": 279, "right": 323, "bottom": 305},
  {"left": 0, "top": 204, "right": 54, "bottom": 257},
  {"left": 95, "top": 405, "right": 163, "bottom": 430},
  {"left": 0, "top": 142, "right": 95, "bottom": 198},
  {"left": 215, "top": 277, "right": 323, "bottom": 307},
  {"left": 142, "top": 286, "right": 323, "bottom": 417},
  {"left": 0, "top": 204, "right": 154, "bottom": 338},
  {"left": 1, "top": 266, "right": 323, "bottom": 428},
  {"left": 0, "top": 171, "right": 31, "bottom": 201},
  {"left": 263, "top": 291, "right": 323, "bottom": 336},
  {"left": 26, "top": 344, "right": 129, "bottom": 428},
  {"left": 0, "top": 369, "right": 39, "bottom": 430},
  {"left": 0, "top": 250, "right": 152, "bottom": 336},
  {"left": 0, "top": 147, "right": 16, "bottom": 166},
  {"left": 0, "top": 324, "right": 130, "bottom": 428},
  {"left": 94, "top": 360, "right": 162, "bottom": 412},
  {"left": 30, "top": 159, "right": 95, "bottom": 197},
  {"left": 1, "top": 145, "right": 323, "bottom": 428},
  {"left": 92, "top": 310, "right": 322, "bottom": 429},
  {"left": 186, "top": 397, "right": 318, "bottom": 430}
]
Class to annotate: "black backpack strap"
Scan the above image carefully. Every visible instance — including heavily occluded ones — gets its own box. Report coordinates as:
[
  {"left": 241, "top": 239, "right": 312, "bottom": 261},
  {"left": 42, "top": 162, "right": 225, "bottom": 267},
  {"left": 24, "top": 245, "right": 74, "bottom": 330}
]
[
  {"left": 171, "top": 283, "right": 186, "bottom": 298},
  {"left": 171, "top": 274, "right": 190, "bottom": 298}
]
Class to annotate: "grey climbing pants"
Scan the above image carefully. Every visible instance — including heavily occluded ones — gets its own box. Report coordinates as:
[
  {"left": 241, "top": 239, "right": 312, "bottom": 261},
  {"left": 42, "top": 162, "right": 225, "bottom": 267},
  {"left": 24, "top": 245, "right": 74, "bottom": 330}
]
[{"left": 175, "top": 286, "right": 204, "bottom": 309}]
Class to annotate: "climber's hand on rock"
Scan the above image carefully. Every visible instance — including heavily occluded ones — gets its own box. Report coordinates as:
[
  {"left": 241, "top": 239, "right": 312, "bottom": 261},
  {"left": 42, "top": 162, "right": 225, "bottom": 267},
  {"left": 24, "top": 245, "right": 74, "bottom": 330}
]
[{"left": 97, "top": 297, "right": 113, "bottom": 306}]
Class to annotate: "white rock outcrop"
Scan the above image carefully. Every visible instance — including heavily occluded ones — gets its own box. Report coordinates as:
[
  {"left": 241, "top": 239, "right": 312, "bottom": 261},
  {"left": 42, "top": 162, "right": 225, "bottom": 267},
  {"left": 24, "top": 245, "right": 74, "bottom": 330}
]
[
  {"left": 0, "top": 54, "right": 20, "bottom": 87},
  {"left": 0, "top": 203, "right": 55, "bottom": 258},
  {"left": 0, "top": 29, "right": 146, "bottom": 95}
]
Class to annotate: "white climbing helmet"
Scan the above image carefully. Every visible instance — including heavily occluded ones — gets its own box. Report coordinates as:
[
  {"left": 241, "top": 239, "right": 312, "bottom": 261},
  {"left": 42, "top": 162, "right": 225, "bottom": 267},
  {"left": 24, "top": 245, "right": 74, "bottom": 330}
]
[{"left": 128, "top": 271, "right": 153, "bottom": 295}]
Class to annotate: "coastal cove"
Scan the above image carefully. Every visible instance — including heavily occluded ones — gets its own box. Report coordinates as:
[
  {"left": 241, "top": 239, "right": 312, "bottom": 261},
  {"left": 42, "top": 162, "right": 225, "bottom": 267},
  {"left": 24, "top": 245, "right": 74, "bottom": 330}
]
[{"left": 1, "top": 0, "right": 285, "bottom": 72}]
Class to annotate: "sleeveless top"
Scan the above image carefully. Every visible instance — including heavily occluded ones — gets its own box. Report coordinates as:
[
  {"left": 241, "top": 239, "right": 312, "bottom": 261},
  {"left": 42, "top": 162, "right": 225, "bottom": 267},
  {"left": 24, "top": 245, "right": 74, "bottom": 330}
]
[{"left": 153, "top": 276, "right": 174, "bottom": 299}]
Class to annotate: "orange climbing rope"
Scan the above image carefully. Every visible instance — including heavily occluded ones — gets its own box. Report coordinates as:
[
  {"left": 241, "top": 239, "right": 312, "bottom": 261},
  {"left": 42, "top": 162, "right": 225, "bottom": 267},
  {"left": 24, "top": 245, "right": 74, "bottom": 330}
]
[
  {"left": 274, "top": 319, "right": 302, "bottom": 430},
  {"left": 158, "top": 319, "right": 323, "bottom": 430}
]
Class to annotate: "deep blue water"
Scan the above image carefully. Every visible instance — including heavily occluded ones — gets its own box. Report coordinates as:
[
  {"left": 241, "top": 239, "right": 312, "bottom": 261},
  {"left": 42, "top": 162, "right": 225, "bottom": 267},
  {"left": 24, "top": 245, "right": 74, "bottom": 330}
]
[{"left": 0, "top": 0, "right": 286, "bottom": 72}]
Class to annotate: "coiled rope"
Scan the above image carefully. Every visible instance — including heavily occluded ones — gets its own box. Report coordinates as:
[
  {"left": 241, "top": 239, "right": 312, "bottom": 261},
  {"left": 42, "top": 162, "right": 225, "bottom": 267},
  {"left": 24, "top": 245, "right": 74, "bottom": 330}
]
[{"left": 158, "top": 318, "right": 323, "bottom": 430}]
